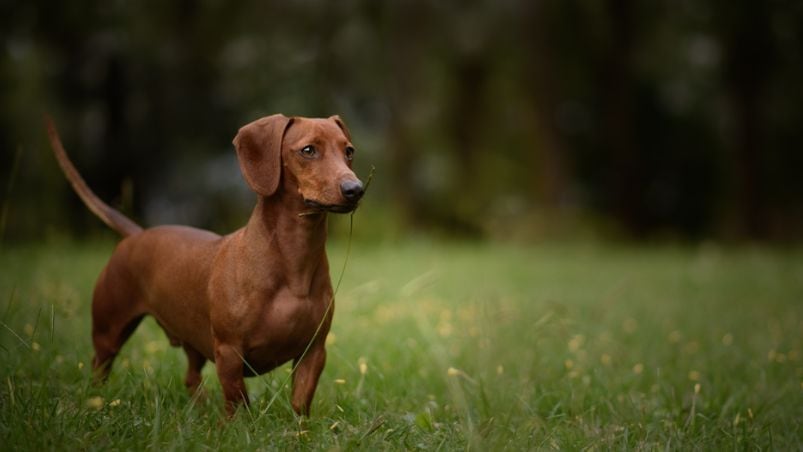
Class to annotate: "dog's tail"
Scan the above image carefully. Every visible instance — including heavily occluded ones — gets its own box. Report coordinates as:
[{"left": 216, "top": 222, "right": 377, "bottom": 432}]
[{"left": 45, "top": 115, "right": 143, "bottom": 237}]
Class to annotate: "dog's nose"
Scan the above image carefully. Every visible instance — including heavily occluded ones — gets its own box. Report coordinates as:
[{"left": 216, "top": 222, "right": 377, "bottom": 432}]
[{"left": 340, "top": 179, "right": 364, "bottom": 202}]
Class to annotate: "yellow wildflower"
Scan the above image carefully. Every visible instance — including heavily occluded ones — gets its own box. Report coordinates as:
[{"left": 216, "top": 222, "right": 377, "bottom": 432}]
[
  {"left": 86, "top": 396, "right": 104, "bottom": 410},
  {"left": 622, "top": 318, "right": 638, "bottom": 334},
  {"left": 568, "top": 334, "right": 585, "bottom": 352}
]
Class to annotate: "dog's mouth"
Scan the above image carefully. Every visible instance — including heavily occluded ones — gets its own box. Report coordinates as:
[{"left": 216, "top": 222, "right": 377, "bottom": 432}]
[{"left": 302, "top": 199, "right": 358, "bottom": 215}]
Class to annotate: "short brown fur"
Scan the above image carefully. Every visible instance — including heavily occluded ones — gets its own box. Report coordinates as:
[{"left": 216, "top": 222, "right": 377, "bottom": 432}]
[{"left": 45, "top": 114, "right": 364, "bottom": 416}]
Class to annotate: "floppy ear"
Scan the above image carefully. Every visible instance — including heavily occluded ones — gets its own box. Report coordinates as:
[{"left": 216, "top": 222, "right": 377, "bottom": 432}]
[
  {"left": 233, "top": 114, "right": 293, "bottom": 197},
  {"left": 329, "top": 115, "right": 351, "bottom": 141}
]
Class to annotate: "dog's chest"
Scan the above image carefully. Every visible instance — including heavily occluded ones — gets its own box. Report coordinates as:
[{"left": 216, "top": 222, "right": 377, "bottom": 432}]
[{"left": 241, "top": 290, "right": 330, "bottom": 373}]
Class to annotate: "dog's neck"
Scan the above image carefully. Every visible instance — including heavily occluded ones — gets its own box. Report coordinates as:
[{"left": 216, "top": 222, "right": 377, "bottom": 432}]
[{"left": 242, "top": 190, "right": 328, "bottom": 297}]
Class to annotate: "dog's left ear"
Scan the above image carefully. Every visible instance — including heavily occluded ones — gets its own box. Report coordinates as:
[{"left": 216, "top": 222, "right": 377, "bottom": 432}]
[
  {"left": 329, "top": 115, "right": 351, "bottom": 141},
  {"left": 233, "top": 114, "right": 293, "bottom": 197}
]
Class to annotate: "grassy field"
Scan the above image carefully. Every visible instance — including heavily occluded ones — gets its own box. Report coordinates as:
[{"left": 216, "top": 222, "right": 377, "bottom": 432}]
[{"left": 1, "top": 237, "right": 801, "bottom": 450}]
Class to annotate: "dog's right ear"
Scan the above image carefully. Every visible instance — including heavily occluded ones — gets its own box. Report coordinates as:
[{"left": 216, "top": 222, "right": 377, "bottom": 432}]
[{"left": 233, "top": 114, "right": 293, "bottom": 197}]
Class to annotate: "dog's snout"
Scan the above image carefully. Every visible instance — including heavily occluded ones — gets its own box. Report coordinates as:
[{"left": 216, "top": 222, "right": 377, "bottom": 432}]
[{"left": 340, "top": 179, "right": 364, "bottom": 202}]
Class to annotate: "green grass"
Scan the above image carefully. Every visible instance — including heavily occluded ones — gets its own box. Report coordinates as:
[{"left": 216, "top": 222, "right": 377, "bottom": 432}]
[{"left": 1, "top": 238, "right": 801, "bottom": 450}]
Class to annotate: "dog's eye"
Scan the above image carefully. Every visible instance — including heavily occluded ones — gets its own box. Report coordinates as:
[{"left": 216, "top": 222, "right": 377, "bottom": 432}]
[
  {"left": 345, "top": 146, "right": 355, "bottom": 161},
  {"left": 300, "top": 145, "right": 317, "bottom": 158}
]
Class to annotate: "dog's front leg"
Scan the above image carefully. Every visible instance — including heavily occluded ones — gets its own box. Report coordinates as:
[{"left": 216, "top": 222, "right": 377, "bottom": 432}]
[
  {"left": 291, "top": 343, "right": 326, "bottom": 416},
  {"left": 214, "top": 341, "right": 249, "bottom": 416}
]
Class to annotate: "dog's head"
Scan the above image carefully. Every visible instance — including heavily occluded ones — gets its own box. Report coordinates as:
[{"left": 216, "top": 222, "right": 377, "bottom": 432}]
[{"left": 233, "top": 114, "right": 364, "bottom": 213}]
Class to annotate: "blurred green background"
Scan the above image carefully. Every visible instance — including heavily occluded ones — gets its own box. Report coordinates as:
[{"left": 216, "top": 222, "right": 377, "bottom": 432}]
[{"left": 2, "top": 0, "right": 802, "bottom": 243}]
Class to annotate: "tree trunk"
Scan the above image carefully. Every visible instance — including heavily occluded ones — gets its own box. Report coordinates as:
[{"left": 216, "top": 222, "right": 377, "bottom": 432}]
[{"left": 720, "top": 3, "right": 773, "bottom": 239}]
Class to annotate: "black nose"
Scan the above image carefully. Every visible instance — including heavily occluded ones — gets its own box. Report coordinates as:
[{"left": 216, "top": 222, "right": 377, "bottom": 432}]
[{"left": 340, "top": 179, "right": 364, "bottom": 202}]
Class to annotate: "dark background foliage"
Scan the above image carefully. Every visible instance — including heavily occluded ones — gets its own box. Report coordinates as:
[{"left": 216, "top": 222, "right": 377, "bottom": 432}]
[{"left": 2, "top": 0, "right": 802, "bottom": 242}]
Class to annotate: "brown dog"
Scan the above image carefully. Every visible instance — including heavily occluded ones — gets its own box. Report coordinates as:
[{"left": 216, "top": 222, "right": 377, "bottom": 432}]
[{"left": 46, "top": 114, "right": 364, "bottom": 416}]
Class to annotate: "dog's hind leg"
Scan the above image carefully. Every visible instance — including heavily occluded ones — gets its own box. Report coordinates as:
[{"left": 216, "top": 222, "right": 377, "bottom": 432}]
[
  {"left": 183, "top": 344, "right": 207, "bottom": 393},
  {"left": 90, "top": 262, "right": 145, "bottom": 381}
]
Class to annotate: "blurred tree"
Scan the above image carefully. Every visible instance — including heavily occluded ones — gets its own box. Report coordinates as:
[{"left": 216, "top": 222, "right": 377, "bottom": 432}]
[
  {"left": 521, "top": 0, "right": 570, "bottom": 220},
  {"left": 1, "top": 0, "right": 801, "bottom": 242},
  {"left": 599, "top": 0, "right": 644, "bottom": 236},
  {"left": 718, "top": 1, "right": 773, "bottom": 239}
]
